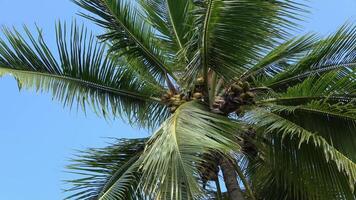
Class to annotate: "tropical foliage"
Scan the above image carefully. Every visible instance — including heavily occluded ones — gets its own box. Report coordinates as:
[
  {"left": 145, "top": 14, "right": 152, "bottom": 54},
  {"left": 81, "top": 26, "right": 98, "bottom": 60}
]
[{"left": 0, "top": 0, "right": 355, "bottom": 199}]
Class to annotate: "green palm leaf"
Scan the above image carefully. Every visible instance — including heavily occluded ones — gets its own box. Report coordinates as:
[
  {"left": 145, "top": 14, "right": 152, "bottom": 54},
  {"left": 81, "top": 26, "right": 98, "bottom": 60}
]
[
  {"left": 244, "top": 108, "right": 356, "bottom": 192},
  {"left": 139, "top": 0, "right": 193, "bottom": 64},
  {"left": 242, "top": 34, "right": 318, "bottom": 81},
  {"left": 259, "top": 69, "right": 356, "bottom": 105},
  {"left": 0, "top": 22, "right": 168, "bottom": 128},
  {"left": 264, "top": 24, "right": 356, "bottom": 89},
  {"left": 73, "top": 0, "right": 178, "bottom": 84},
  {"left": 246, "top": 134, "right": 355, "bottom": 199},
  {"left": 268, "top": 100, "right": 356, "bottom": 161},
  {"left": 66, "top": 138, "right": 147, "bottom": 200},
  {"left": 139, "top": 101, "right": 242, "bottom": 199},
  {"left": 184, "top": 0, "right": 306, "bottom": 84}
]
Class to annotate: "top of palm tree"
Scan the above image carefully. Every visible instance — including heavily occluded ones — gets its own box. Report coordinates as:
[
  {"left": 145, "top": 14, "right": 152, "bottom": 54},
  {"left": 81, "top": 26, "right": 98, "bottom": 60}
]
[{"left": 0, "top": 0, "right": 355, "bottom": 199}]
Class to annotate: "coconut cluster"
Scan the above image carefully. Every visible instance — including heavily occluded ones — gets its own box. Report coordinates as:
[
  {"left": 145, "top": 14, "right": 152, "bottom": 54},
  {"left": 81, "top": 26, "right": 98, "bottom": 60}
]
[
  {"left": 161, "top": 77, "right": 205, "bottom": 113},
  {"left": 213, "top": 81, "right": 255, "bottom": 115},
  {"left": 161, "top": 78, "right": 255, "bottom": 115}
]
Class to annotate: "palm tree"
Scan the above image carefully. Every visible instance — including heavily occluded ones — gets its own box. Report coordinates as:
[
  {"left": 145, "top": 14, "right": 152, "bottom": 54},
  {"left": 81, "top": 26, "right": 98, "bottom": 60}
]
[{"left": 0, "top": 0, "right": 355, "bottom": 199}]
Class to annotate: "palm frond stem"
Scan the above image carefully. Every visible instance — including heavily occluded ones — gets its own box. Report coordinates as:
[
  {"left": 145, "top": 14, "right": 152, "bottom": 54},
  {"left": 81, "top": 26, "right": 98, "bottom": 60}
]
[
  {"left": 0, "top": 66, "right": 162, "bottom": 103},
  {"left": 99, "top": 0, "right": 179, "bottom": 83}
]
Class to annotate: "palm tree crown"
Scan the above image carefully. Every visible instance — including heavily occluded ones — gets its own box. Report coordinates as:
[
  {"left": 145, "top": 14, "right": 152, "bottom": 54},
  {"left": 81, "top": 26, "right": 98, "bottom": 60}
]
[{"left": 0, "top": 0, "right": 355, "bottom": 199}]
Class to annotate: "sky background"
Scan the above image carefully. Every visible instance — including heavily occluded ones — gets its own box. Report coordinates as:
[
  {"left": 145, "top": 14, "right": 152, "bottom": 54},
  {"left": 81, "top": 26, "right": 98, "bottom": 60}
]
[{"left": 0, "top": 0, "right": 355, "bottom": 199}]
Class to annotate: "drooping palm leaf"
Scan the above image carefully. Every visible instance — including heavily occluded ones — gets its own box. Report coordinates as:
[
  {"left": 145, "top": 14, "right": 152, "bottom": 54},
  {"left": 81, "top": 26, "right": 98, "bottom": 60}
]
[
  {"left": 66, "top": 138, "right": 147, "bottom": 200},
  {"left": 246, "top": 134, "right": 355, "bottom": 200},
  {"left": 244, "top": 108, "right": 356, "bottom": 194},
  {"left": 0, "top": 22, "right": 168, "bottom": 128},
  {"left": 268, "top": 100, "right": 356, "bottom": 160},
  {"left": 138, "top": 101, "right": 243, "bottom": 199}
]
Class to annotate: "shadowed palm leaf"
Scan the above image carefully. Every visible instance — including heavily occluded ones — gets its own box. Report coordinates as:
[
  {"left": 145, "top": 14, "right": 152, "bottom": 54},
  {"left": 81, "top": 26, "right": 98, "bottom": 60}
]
[{"left": 66, "top": 138, "right": 146, "bottom": 200}]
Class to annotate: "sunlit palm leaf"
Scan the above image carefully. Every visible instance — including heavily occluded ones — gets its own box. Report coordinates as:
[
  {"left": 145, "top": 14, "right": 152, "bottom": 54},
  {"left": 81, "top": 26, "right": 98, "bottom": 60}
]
[
  {"left": 0, "top": 22, "right": 168, "bottom": 128},
  {"left": 139, "top": 0, "right": 193, "bottom": 66},
  {"left": 73, "top": 0, "right": 178, "bottom": 84},
  {"left": 184, "top": 0, "right": 306, "bottom": 84},
  {"left": 139, "top": 101, "right": 243, "bottom": 199}
]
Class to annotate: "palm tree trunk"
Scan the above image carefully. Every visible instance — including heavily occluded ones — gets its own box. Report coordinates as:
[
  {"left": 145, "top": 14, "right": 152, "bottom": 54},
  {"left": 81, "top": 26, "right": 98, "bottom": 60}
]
[{"left": 221, "top": 158, "right": 245, "bottom": 200}]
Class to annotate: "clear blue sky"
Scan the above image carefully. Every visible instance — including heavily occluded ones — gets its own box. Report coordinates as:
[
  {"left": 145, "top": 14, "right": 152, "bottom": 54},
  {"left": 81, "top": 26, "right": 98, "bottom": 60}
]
[{"left": 0, "top": 0, "right": 355, "bottom": 199}]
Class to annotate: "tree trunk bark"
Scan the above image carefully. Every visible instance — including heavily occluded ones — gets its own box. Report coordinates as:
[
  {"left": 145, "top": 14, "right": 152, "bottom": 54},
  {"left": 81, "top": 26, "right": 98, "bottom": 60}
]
[{"left": 220, "top": 158, "right": 245, "bottom": 200}]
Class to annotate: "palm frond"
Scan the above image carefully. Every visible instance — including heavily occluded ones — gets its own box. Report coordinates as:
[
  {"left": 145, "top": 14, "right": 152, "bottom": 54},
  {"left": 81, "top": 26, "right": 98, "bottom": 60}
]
[
  {"left": 73, "top": 0, "right": 178, "bottom": 84},
  {"left": 242, "top": 34, "right": 318, "bottom": 81},
  {"left": 66, "top": 138, "right": 147, "bottom": 200},
  {"left": 264, "top": 24, "right": 356, "bottom": 89},
  {"left": 183, "top": 0, "right": 306, "bottom": 84},
  {"left": 269, "top": 100, "right": 356, "bottom": 122},
  {"left": 139, "top": 0, "right": 193, "bottom": 65},
  {"left": 244, "top": 108, "right": 356, "bottom": 193},
  {"left": 258, "top": 69, "right": 356, "bottom": 105},
  {"left": 267, "top": 100, "right": 356, "bottom": 161},
  {"left": 0, "top": 22, "right": 168, "bottom": 128},
  {"left": 245, "top": 133, "right": 355, "bottom": 200},
  {"left": 139, "top": 101, "right": 243, "bottom": 199}
]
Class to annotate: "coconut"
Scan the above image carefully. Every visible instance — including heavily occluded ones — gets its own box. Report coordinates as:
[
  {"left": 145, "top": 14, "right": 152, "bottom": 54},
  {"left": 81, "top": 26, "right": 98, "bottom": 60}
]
[
  {"left": 228, "top": 91, "right": 235, "bottom": 97},
  {"left": 193, "top": 92, "right": 203, "bottom": 99},
  {"left": 231, "top": 84, "right": 243, "bottom": 94},
  {"left": 242, "top": 81, "right": 250, "bottom": 92},
  {"left": 245, "top": 91, "right": 255, "bottom": 98},
  {"left": 240, "top": 93, "right": 247, "bottom": 100},
  {"left": 196, "top": 77, "right": 204, "bottom": 85}
]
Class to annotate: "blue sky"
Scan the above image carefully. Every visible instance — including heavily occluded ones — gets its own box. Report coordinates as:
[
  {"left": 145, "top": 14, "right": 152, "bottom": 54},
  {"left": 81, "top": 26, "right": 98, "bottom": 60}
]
[{"left": 0, "top": 0, "right": 355, "bottom": 199}]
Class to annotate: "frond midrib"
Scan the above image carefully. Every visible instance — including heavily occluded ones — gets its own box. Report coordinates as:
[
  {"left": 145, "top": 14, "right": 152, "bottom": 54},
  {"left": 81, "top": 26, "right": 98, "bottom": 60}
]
[
  {"left": 98, "top": 154, "right": 141, "bottom": 200},
  {"left": 165, "top": 0, "right": 183, "bottom": 50},
  {"left": 169, "top": 102, "right": 194, "bottom": 196},
  {"left": 258, "top": 96, "right": 354, "bottom": 104},
  {"left": 267, "top": 62, "right": 356, "bottom": 88},
  {"left": 294, "top": 106, "right": 356, "bottom": 121},
  {"left": 100, "top": 0, "right": 178, "bottom": 82},
  {"left": 202, "top": 0, "right": 213, "bottom": 80},
  {"left": 0, "top": 67, "right": 162, "bottom": 102}
]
